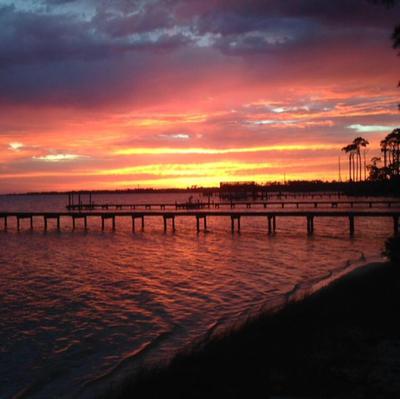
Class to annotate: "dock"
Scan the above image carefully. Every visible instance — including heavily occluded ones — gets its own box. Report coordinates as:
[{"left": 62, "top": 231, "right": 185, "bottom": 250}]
[
  {"left": 66, "top": 200, "right": 400, "bottom": 211},
  {"left": 0, "top": 210, "right": 399, "bottom": 235}
]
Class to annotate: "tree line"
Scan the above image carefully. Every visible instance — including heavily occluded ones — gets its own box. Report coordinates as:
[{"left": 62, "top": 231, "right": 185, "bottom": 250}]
[{"left": 341, "top": 128, "right": 400, "bottom": 181}]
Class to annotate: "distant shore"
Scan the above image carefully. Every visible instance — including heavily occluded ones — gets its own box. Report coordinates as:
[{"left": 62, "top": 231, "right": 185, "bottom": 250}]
[
  {"left": 1, "top": 179, "right": 399, "bottom": 197},
  {"left": 107, "top": 260, "right": 400, "bottom": 399}
]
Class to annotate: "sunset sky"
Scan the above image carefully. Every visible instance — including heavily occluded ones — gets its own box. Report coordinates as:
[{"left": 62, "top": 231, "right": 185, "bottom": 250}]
[{"left": 0, "top": 0, "right": 399, "bottom": 193}]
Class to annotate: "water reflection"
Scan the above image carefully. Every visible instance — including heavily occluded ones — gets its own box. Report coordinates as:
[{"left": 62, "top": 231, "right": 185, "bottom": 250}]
[{"left": 0, "top": 193, "right": 392, "bottom": 398}]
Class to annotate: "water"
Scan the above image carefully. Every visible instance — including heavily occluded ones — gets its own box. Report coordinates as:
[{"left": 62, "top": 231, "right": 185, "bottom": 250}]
[{"left": 0, "top": 193, "right": 394, "bottom": 398}]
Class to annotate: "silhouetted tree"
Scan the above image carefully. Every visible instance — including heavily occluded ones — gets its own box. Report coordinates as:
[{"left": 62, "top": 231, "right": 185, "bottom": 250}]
[
  {"left": 342, "top": 143, "right": 357, "bottom": 181},
  {"left": 352, "top": 137, "right": 369, "bottom": 181},
  {"left": 367, "top": 129, "right": 400, "bottom": 180},
  {"left": 367, "top": 156, "right": 384, "bottom": 180},
  {"left": 384, "top": 128, "right": 400, "bottom": 175},
  {"left": 341, "top": 138, "right": 369, "bottom": 182},
  {"left": 380, "top": 137, "right": 389, "bottom": 169}
]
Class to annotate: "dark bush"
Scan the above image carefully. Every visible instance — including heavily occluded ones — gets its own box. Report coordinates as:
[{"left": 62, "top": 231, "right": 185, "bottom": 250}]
[{"left": 383, "top": 235, "right": 400, "bottom": 264}]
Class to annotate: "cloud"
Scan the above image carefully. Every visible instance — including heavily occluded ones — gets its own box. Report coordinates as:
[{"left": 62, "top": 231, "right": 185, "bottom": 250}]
[
  {"left": 32, "top": 153, "right": 86, "bottom": 161},
  {"left": 347, "top": 124, "right": 397, "bottom": 132},
  {"left": 159, "top": 133, "right": 191, "bottom": 139},
  {"left": 0, "top": 4, "right": 190, "bottom": 69},
  {"left": 0, "top": 0, "right": 398, "bottom": 192},
  {"left": 272, "top": 106, "right": 310, "bottom": 113},
  {"left": 8, "top": 142, "right": 24, "bottom": 151},
  {"left": 0, "top": 0, "right": 397, "bottom": 108}
]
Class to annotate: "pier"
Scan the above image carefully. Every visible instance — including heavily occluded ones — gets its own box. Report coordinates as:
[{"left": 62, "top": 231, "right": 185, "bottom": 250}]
[
  {"left": 66, "top": 200, "right": 400, "bottom": 211},
  {"left": 1, "top": 210, "right": 399, "bottom": 236},
  {"left": 67, "top": 191, "right": 347, "bottom": 208}
]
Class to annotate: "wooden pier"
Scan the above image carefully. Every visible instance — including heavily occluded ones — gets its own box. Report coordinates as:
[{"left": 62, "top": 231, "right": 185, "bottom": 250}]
[
  {"left": 67, "top": 191, "right": 346, "bottom": 206},
  {"left": 66, "top": 200, "right": 400, "bottom": 211},
  {"left": 0, "top": 210, "right": 399, "bottom": 236}
]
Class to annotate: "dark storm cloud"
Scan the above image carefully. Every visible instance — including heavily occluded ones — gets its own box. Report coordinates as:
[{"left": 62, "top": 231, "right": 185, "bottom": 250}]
[
  {"left": 91, "top": 1, "right": 175, "bottom": 37},
  {"left": 0, "top": 0, "right": 398, "bottom": 107},
  {"left": 42, "top": 0, "right": 77, "bottom": 4},
  {"left": 0, "top": 2, "right": 191, "bottom": 106},
  {"left": 197, "top": 0, "right": 396, "bottom": 29},
  {"left": 192, "top": 0, "right": 399, "bottom": 54},
  {"left": 0, "top": 5, "right": 105, "bottom": 66},
  {"left": 0, "top": 4, "right": 188, "bottom": 67}
]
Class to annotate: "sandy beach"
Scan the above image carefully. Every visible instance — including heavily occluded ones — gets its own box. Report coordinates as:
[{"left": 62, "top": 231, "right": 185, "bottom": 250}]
[{"left": 108, "top": 260, "right": 400, "bottom": 398}]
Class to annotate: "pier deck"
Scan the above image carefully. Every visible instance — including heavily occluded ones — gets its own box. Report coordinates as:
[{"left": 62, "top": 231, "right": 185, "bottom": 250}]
[
  {"left": 1, "top": 210, "right": 399, "bottom": 235},
  {"left": 66, "top": 200, "right": 400, "bottom": 211}
]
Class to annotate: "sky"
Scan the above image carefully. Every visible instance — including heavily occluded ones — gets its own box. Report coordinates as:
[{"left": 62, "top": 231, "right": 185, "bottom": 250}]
[{"left": 0, "top": 0, "right": 399, "bottom": 193}]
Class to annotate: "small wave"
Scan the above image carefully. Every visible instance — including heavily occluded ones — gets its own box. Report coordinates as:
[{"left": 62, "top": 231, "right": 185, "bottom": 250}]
[
  {"left": 286, "top": 254, "right": 386, "bottom": 305},
  {"left": 78, "top": 328, "right": 176, "bottom": 399},
  {"left": 193, "top": 254, "right": 387, "bottom": 354}
]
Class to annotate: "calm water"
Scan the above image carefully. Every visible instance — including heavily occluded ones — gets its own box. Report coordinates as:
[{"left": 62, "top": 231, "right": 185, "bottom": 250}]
[{"left": 0, "top": 193, "right": 394, "bottom": 398}]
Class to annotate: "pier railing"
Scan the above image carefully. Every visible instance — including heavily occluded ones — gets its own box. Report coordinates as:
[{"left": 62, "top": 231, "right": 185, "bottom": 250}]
[
  {"left": 66, "top": 200, "right": 400, "bottom": 211},
  {"left": 67, "top": 191, "right": 347, "bottom": 208}
]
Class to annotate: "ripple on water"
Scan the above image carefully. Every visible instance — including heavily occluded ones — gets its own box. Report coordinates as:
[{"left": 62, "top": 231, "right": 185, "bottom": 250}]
[{"left": 0, "top": 193, "right": 393, "bottom": 398}]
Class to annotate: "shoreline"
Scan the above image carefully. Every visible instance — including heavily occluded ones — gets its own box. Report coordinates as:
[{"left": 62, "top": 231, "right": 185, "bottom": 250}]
[
  {"left": 81, "top": 256, "right": 382, "bottom": 399},
  {"left": 105, "top": 259, "right": 400, "bottom": 399}
]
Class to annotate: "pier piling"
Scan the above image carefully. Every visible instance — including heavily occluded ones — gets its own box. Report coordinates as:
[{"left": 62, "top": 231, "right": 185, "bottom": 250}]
[
  {"left": 268, "top": 216, "right": 272, "bottom": 234},
  {"left": 100, "top": 214, "right": 115, "bottom": 231},
  {"left": 231, "top": 216, "right": 241, "bottom": 233},
  {"left": 15, "top": 215, "right": 35, "bottom": 231},
  {"left": 131, "top": 216, "right": 144, "bottom": 232},
  {"left": 163, "top": 215, "right": 175, "bottom": 232},
  {"left": 307, "top": 216, "right": 314, "bottom": 234},
  {"left": 1, "top": 216, "right": 8, "bottom": 231},
  {"left": 196, "top": 215, "right": 207, "bottom": 232},
  {"left": 349, "top": 216, "right": 355, "bottom": 236},
  {"left": 267, "top": 215, "right": 277, "bottom": 234},
  {"left": 72, "top": 215, "right": 86, "bottom": 230}
]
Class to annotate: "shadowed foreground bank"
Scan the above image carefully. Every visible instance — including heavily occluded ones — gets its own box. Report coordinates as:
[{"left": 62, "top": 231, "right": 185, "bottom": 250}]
[{"left": 108, "top": 261, "right": 400, "bottom": 399}]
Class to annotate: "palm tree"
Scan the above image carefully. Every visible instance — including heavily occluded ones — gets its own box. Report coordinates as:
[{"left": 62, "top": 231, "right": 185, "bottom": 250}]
[
  {"left": 386, "top": 129, "right": 400, "bottom": 175},
  {"left": 352, "top": 137, "right": 369, "bottom": 181},
  {"left": 380, "top": 138, "right": 388, "bottom": 170},
  {"left": 342, "top": 143, "right": 357, "bottom": 182},
  {"left": 381, "top": 129, "right": 400, "bottom": 177}
]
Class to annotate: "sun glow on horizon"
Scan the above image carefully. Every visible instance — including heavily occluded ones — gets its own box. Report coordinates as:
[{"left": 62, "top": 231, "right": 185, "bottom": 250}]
[{"left": 114, "top": 144, "right": 339, "bottom": 156}]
